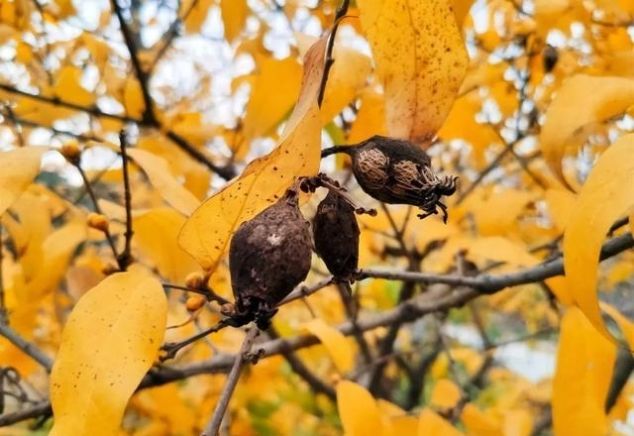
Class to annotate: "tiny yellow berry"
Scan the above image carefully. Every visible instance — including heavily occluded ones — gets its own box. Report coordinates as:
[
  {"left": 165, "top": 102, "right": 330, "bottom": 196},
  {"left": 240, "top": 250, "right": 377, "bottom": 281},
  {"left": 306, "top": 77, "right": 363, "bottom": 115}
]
[
  {"left": 185, "top": 272, "right": 205, "bottom": 289},
  {"left": 60, "top": 140, "right": 81, "bottom": 164},
  {"left": 185, "top": 295, "right": 206, "bottom": 312},
  {"left": 87, "top": 212, "right": 109, "bottom": 232}
]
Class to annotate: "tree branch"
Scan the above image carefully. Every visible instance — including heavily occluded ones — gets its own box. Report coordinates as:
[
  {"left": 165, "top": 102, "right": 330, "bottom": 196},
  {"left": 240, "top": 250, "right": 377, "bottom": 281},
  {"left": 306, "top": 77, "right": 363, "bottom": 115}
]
[
  {"left": 202, "top": 327, "right": 259, "bottom": 436},
  {"left": 0, "top": 324, "right": 53, "bottom": 372}
]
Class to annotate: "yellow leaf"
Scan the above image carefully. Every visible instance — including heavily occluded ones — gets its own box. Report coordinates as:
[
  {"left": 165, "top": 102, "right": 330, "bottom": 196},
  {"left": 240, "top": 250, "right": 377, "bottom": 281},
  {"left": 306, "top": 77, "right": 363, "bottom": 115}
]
[
  {"left": 53, "top": 66, "right": 95, "bottom": 107},
  {"left": 503, "top": 409, "right": 532, "bottom": 436},
  {"left": 468, "top": 237, "right": 539, "bottom": 268},
  {"left": 418, "top": 408, "right": 463, "bottom": 436},
  {"left": 563, "top": 133, "right": 634, "bottom": 338},
  {"left": 221, "top": 0, "right": 248, "bottom": 41},
  {"left": 348, "top": 89, "right": 387, "bottom": 144},
  {"left": 302, "top": 318, "right": 354, "bottom": 373},
  {"left": 178, "top": 37, "right": 325, "bottom": 270},
  {"left": 184, "top": 0, "right": 213, "bottom": 33},
  {"left": 242, "top": 57, "right": 303, "bottom": 141},
  {"left": 452, "top": 0, "right": 473, "bottom": 27},
  {"left": 320, "top": 42, "right": 372, "bottom": 124},
  {"left": 552, "top": 307, "right": 615, "bottom": 436},
  {"left": 540, "top": 75, "right": 634, "bottom": 188},
  {"left": 357, "top": 0, "right": 468, "bottom": 144},
  {"left": 337, "top": 381, "right": 384, "bottom": 436},
  {"left": 460, "top": 404, "right": 502, "bottom": 436},
  {"left": 123, "top": 78, "right": 145, "bottom": 119},
  {"left": 133, "top": 208, "right": 200, "bottom": 282},
  {"left": 50, "top": 269, "right": 167, "bottom": 436},
  {"left": 545, "top": 188, "right": 576, "bottom": 232},
  {"left": 429, "top": 379, "right": 462, "bottom": 410},
  {"left": 127, "top": 148, "right": 200, "bottom": 216},
  {"left": 0, "top": 147, "right": 44, "bottom": 217}
]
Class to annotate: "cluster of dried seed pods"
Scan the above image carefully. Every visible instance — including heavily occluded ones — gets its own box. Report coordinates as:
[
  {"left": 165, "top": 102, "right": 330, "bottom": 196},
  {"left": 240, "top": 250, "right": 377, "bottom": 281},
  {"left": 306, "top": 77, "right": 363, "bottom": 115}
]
[{"left": 225, "top": 136, "right": 458, "bottom": 328}]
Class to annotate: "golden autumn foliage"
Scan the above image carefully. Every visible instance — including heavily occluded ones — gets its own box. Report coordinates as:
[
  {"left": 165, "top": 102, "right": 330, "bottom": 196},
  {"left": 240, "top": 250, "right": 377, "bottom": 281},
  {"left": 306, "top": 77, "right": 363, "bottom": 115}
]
[{"left": 0, "top": 0, "right": 633, "bottom": 435}]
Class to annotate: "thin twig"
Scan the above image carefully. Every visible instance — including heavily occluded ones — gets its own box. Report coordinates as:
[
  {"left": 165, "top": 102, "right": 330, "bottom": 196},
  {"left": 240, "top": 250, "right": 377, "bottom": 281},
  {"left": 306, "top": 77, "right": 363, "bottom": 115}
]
[
  {"left": 0, "top": 324, "right": 53, "bottom": 372},
  {"left": 118, "top": 131, "right": 134, "bottom": 270},
  {"left": 267, "top": 326, "right": 335, "bottom": 399},
  {"left": 162, "top": 283, "right": 230, "bottom": 305},
  {"left": 161, "top": 319, "right": 230, "bottom": 361},
  {"left": 74, "top": 161, "right": 121, "bottom": 267},
  {"left": 202, "top": 327, "right": 259, "bottom": 436},
  {"left": 317, "top": 0, "right": 351, "bottom": 107}
]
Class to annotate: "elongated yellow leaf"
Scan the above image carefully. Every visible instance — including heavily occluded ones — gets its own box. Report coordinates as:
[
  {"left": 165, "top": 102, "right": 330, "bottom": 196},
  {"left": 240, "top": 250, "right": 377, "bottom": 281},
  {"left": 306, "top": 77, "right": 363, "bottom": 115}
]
[
  {"left": 50, "top": 269, "right": 167, "bottom": 436},
  {"left": 127, "top": 148, "right": 200, "bottom": 216},
  {"left": 53, "top": 66, "right": 95, "bottom": 107},
  {"left": 220, "top": 0, "right": 248, "bottom": 41},
  {"left": 133, "top": 208, "right": 200, "bottom": 282},
  {"left": 552, "top": 307, "right": 615, "bottom": 436},
  {"left": 302, "top": 318, "right": 353, "bottom": 373},
  {"left": 540, "top": 75, "right": 634, "bottom": 188},
  {"left": 242, "top": 57, "right": 303, "bottom": 141},
  {"left": 337, "top": 381, "right": 384, "bottom": 436},
  {"left": 123, "top": 78, "right": 145, "bottom": 119},
  {"left": 357, "top": 0, "right": 468, "bottom": 144},
  {"left": 178, "top": 37, "right": 325, "bottom": 270},
  {"left": 418, "top": 408, "right": 463, "bottom": 436},
  {"left": 0, "top": 147, "right": 44, "bottom": 216},
  {"left": 320, "top": 43, "right": 371, "bottom": 124},
  {"left": 563, "top": 133, "right": 634, "bottom": 338},
  {"left": 429, "top": 379, "right": 462, "bottom": 410}
]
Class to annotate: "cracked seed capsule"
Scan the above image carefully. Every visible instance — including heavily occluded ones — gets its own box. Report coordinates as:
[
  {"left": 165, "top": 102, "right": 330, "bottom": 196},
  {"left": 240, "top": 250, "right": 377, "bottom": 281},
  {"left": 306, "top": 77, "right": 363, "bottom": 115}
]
[
  {"left": 229, "top": 188, "right": 312, "bottom": 323},
  {"left": 323, "top": 136, "right": 458, "bottom": 222},
  {"left": 313, "top": 190, "right": 359, "bottom": 281}
]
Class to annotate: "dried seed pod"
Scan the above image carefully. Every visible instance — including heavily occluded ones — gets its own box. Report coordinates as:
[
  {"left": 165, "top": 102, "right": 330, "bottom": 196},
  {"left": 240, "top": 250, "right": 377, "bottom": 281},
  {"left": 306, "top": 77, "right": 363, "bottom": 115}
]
[
  {"left": 313, "top": 190, "right": 359, "bottom": 281},
  {"left": 323, "top": 136, "right": 458, "bottom": 222},
  {"left": 228, "top": 188, "right": 312, "bottom": 327}
]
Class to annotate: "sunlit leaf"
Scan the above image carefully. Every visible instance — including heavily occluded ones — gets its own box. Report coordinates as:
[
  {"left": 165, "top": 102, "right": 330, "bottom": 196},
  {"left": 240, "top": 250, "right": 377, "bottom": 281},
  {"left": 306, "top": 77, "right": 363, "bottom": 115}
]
[
  {"left": 357, "top": 0, "right": 468, "bottom": 143},
  {"left": 429, "top": 379, "right": 462, "bottom": 410},
  {"left": 552, "top": 307, "right": 615, "bottom": 436},
  {"left": 418, "top": 408, "right": 462, "bottom": 436},
  {"left": 241, "top": 57, "right": 303, "bottom": 142},
  {"left": 53, "top": 66, "right": 95, "bottom": 107},
  {"left": 221, "top": 0, "right": 248, "bottom": 41},
  {"left": 127, "top": 148, "right": 200, "bottom": 216},
  {"left": 337, "top": 381, "right": 385, "bottom": 436},
  {"left": 123, "top": 78, "right": 145, "bottom": 119},
  {"left": 563, "top": 133, "right": 634, "bottom": 338},
  {"left": 178, "top": 37, "right": 325, "bottom": 270},
  {"left": 133, "top": 208, "right": 200, "bottom": 282},
  {"left": 0, "top": 147, "right": 44, "bottom": 217},
  {"left": 50, "top": 268, "right": 167, "bottom": 435},
  {"left": 184, "top": 0, "right": 213, "bottom": 33},
  {"left": 302, "top": 318, "right": 354, "bottom": 373},
  {"left": 540, "top": 75, "right": 634, "bottom": 188}
]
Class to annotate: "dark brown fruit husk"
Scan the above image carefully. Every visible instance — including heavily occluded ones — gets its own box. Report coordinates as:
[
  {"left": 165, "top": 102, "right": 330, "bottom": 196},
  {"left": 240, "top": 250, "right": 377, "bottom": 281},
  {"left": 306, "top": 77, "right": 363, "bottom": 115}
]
[
  {"left": 313, "top": 190, "right": 360, "bottom": 281},
  {"left": 336, "top": 136, "right": 458, "bottom": 221},
  {"left": 228, "top": 189, "right": 312, "bottom": 327}
]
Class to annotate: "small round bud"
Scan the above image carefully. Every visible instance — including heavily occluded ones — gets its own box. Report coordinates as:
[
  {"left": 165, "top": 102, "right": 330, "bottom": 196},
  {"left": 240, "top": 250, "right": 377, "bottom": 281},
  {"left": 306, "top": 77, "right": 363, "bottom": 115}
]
[
  {"left": 185, "top": 272, "right": 205, "bottom": 289},
  {"left": 87, "top": 212, "right": 109, "bottom": 232},
  {"left": 185, "top": 295, "right": 206, "bottom": 312},
  {"left": 60, "top": 140, "right": 82, "bottom": 165},
  {"left": 102, "top": 262, "right": 119, "bottom": 275}
]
